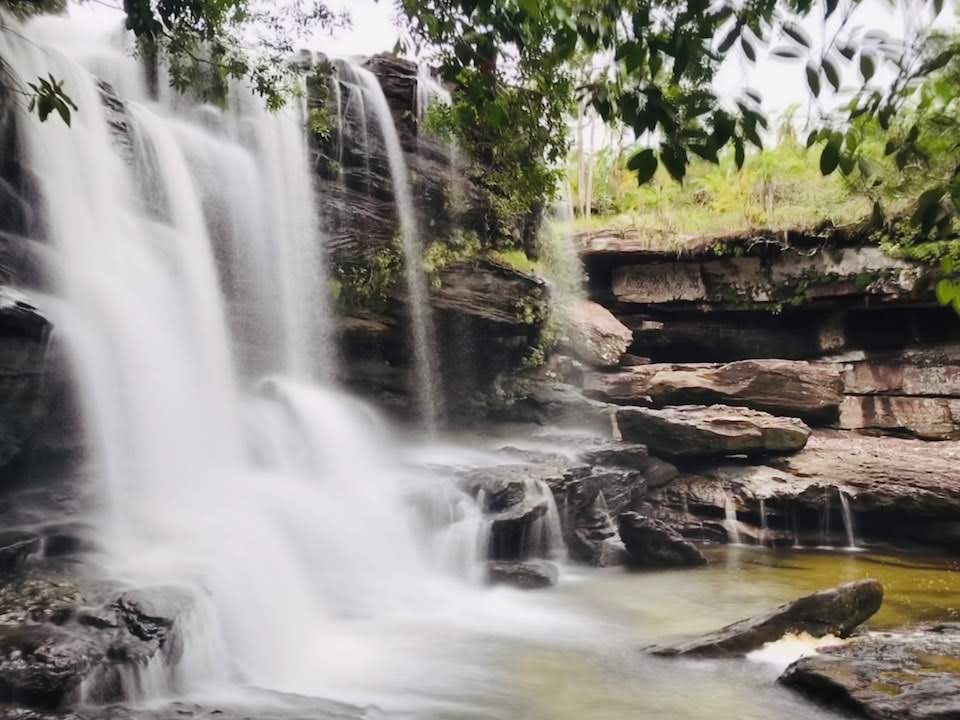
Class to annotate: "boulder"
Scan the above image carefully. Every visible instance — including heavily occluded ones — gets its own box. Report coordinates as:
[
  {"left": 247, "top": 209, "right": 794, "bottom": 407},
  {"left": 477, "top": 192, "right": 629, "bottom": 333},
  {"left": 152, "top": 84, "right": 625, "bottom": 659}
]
[
  {"left": 651, "top": 579, "right": 883, "bottom": 658},
  {"left": 616, "top": 405, "right": 811, "bottom": 458},
  {"left": 490, "top": 379, "right": 618, "bottom": 432},
  {"left": 560, "top": 299, "right": 633, "bottom": 368},
  {"left": 485, "top": 560, "right": 558, "bottom": 589},
  {"left": 780, "top": 623, "right": 960, "bottom": 720},
  {"left": 838, "top": 395, "right": 960, "bottom": 440},
  {"left": 617, "top": 512, "right": 706, "bottom": 568},
  {"left": 586, "top": 359, "right": 843, "bottom": 422}
]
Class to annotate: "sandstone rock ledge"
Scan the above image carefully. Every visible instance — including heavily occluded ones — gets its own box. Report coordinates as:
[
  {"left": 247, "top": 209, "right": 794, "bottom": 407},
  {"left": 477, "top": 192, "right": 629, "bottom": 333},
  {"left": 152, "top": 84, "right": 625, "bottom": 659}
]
[
  {"left": 616, "top": 405, "right": 811, "bottom": 458},
  {"left": 780, "top": 623, "right": 960, "bottom": 720}
]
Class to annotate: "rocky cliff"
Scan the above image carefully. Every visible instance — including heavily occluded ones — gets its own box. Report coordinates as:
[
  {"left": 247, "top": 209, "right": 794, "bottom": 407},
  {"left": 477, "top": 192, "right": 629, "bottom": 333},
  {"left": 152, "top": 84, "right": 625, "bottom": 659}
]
[{"left": 566, "top": 224, "right": 960, "bottom": 552}]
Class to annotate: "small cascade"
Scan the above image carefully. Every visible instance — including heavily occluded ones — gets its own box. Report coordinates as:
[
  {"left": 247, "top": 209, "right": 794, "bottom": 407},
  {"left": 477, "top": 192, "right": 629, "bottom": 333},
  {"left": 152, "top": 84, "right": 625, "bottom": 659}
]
[
  {"left": 759, "top": 498, "right": 769, "bottom": 547},
  {"left": 540, "top": 184, "right": 587, "bottom": 312},
  {"left": 721, "top": 492, "right": 742, "bottom": 545},
  {"left": 838, "top": 487, "right": 860, "bottom": 551},
  {"left": 790, "top": 502, "right": 802, "bottom": 548},
  {"left": 348, "top": 62, "right": 442, "bottom": 431},
  {"left": 416, "top": 63, "right": 451, "bottom": 124}
]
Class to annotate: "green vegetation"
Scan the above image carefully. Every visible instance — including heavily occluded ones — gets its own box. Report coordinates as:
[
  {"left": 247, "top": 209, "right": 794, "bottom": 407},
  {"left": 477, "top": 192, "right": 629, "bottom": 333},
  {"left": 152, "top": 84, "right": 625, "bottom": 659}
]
[
  {"left": 568, "top": 128, "right": 874, "bottom": 241},
  {"left": 332, "top": 246, "right": 402, "bottom": 314}
]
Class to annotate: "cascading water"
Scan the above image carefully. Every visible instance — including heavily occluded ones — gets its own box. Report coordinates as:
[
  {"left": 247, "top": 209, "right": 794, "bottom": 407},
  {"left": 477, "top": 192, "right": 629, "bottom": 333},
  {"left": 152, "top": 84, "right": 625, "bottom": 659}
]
[
  {"left": 721, "top": 492, "right": 742, "bottom": 545},
  {"left": 838, "top": 487, "right": 860, "bottom": 551},
  {"left": 345, "top": 61, "right": 442, "bottom": 431},
  {"left": 2, "top": 10, "right": 551, "bottom": 710},
  {"left": 759, "top": 498, "right": 769, "bottom": 547},
  {"left": 818, "top": 490, "right": 833, "bottom": 548}
]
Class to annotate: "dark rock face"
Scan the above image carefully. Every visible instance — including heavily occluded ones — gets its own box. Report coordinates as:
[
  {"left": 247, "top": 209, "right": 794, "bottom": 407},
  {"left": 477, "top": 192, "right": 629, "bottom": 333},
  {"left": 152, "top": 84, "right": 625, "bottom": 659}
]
[
  {"left": 780, "top": 624, "right": 960, "bottom": 720},
  {"left": 616, "top": 405, "right": 811, "bottom": 458},
  {"left": 485, "top": 560, "right": 558, "bottom": 589},
  {"left": 617, "top": 512, "right": 705, "bottom": 568},
  {"left": 0, "top": 571, "right": 194, "bottom": 710},
  {"left": 586, "top": 359, "right": 843, "bottom": 422},
  {"left": 651, "top": 579, "right": 884, "bottom": 658},
  {"left": 0, "top": 291, "right": 52, "bottom": 471},
  {"left": 457, "top": 464, "right": 561, "bottom": 561}
]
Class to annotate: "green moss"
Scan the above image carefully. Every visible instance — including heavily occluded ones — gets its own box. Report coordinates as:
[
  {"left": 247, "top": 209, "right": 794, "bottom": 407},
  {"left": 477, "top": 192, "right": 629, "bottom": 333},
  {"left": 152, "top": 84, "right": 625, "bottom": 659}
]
[{"left": 333, "top": 245, "right": 402, "bottom": 314}]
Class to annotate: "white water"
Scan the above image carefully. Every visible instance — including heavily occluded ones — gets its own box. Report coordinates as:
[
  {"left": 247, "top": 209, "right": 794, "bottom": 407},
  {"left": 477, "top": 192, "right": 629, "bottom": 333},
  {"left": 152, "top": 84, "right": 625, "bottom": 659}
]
[
  {"left": 1, "top": 11, "right": 567, "bottom": 711},
  {"left": 722, "top": 492, "right": 743, "bottom": 545},
  {"left": 838, "top": 487, "right": 860, "bottom": 551},
  {"left": 415, "top": 64, "right": 451, "bottom": 124},
  {"left": 347, "top": 62, "right": 441, "bottom": 432},
  {"left": 759, "top": 498, "right": 769, "bottom": 547}
]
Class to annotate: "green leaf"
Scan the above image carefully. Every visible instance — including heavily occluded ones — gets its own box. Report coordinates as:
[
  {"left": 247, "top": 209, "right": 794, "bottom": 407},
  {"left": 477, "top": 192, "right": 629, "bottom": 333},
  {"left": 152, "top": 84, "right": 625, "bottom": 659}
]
[
  {"left": 734, "top": 139, "right": 745, "bottom": 169},
  {"left": 627, "top": 148, "right": 658, "bottom": 184},
  {"left": 718, "top": 23, "right": 742, "bottom": 54},
  {"left": 771, "top": 46, "right": 804, "bottom": 59},
  {"left": 783, "top": 23, "right": 811, "bottom": 48},
  {"left": 660, "top": 145, "right": 688, "bottom": 183},
  {"left": 820, "top": 140, "right": 840, "bottom": 174},
  {"left": 823, "top": 58, "right": 840, "bottom": 92},
  {"left": 825, "top": 0, "right": 839, "bottom": 18},
  {"left": 838, "top": 153, "right": 855, "bottom": 175},
  {"left": 741, "top": 36, "right": 756, "bottom": 62},
  {"left": 936, "top": 279, "right": 954, "bottom": 306},
  {"left": 517, "top": 0, "right": 540, "bottom": 17},
  {"left": 806, "top": 129, "right": 820, "bottom": 148},
  {"left": 806, "top": 63, "right": 821, "bottom": 97},
  {"left": 859, "top": 53, "right": 875, "bottom": 81}
]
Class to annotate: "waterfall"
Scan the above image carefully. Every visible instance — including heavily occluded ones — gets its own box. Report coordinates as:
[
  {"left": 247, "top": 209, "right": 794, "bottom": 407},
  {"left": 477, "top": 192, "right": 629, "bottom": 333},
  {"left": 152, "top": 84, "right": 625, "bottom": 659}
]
[
  {"left": 721, "top": 492, "right": 742, "bottom": 545},
  {"left": 1, "top": 10, "right": 501, "bottom": 705},
  {"left": 838, "top": 487, "right": 860, "bottom": 551},
  {"left": 346, "top": 62, "right": 441, "bottom": 431},
  {"left": 759, "top": 498, "right": 769, "bottom": 547},
  {"left": 415, "top": 63, "right": 451, "bottom": 124}
]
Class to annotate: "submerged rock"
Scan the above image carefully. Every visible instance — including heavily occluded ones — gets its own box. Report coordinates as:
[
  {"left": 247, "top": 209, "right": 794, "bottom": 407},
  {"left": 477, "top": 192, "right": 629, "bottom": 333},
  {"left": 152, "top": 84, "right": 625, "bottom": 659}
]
[
  {"left": 617, "top": 512, "right": 705, "bottom": 568},
  {"left": 780, "top": 623, "right": 960, "bottom": 720},
  {"left": 651, "top": 579, "right": 883, "bottom": 658},
  {"left": 616, "top": 405, "right": 811, "bottom": 458},
  {"left": 485, "top": 560, "right": 559, "bottom": 590}
]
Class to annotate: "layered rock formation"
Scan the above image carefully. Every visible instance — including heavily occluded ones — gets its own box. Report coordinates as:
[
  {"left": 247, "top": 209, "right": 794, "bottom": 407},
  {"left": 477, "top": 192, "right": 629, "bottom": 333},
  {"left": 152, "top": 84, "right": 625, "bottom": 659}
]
[{"left": 573, "top": 224, "right": 960, "bottom": 551}]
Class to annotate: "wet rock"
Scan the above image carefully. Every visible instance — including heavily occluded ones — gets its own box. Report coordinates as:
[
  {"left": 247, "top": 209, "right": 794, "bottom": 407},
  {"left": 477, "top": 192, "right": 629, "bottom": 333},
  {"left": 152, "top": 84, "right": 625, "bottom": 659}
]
[
  {"left": 432, "top": 258, "right": 548, "bottom": 328},
  {"left": 490, "top": 379, "right": 618, "bottom": 432},
  {"left": 115, "top": 587, "right": 192, "bottom": 643},
  {"left": 655, "top": 430, "right": 960, "bottom": 550},
  {"left": 559, "top": 299, "right": 633, "bottom": 368},
  {"left": 0, "top": 575, "right": 193, "bottom": 710},
  {"left": 586, "top": 360, "right": 843, "bottom": 423},
  {"left": 832, "top": 342, "right": 960, "bottom": 397},
  {"left": 616, "top": 405, "right": 811, "bottom": 458},
  {"left": 0, "top": 288, "right": 52, "bottom": 470},
  {"left": 458, "top": 465, "right": 561, "bottom": 561},
  {"left": 838, "top": 395, "right": 960, "bottom": 440},
  {"left": 780, "top": 623, "right": 960, "bottom": 720},
  {"left": 617, "top": 512, "right": 706, "bottom": 568},
  {"left": 485, "top": 560, "right": 558, "bottom": 589},
  {"left": 0, "top": 533, "right": 42, "bottom": 575},
  {"left": 651, "top": 579, "right": 883, "bottom": 658}
]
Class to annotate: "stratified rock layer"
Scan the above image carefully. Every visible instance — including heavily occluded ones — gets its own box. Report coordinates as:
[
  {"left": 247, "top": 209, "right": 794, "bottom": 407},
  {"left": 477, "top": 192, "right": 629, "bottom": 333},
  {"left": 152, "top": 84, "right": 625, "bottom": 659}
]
[
  {"left": 616, "top": 405, "right": 811, "bottom": 458},
  {"left": 560, "top": 299, "right": 633, "bottom": 368},
  {"left": 586, "top": 359, "right": 843, "bottom": 422}
]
